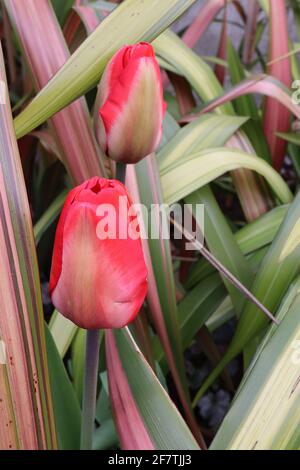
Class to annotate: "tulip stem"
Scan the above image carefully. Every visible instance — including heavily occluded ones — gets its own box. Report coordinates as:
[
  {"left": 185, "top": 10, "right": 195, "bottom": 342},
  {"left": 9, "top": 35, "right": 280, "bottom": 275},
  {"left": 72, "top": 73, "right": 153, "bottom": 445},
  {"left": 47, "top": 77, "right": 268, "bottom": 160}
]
[
  {"left": 80, "top": 329, "right": 101, "bottom": 450},
  {"left": 116, "top": 162, "right": 127, "bottom": 183}
]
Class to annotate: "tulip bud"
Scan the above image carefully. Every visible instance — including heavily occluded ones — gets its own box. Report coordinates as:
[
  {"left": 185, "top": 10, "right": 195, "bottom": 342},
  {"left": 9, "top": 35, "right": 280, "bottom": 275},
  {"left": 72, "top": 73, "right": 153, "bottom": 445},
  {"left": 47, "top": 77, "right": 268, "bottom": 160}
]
[
  {"left": 49, "top": 177, "right": 147, "bottom": 329},
  {"left": 98, "top": 42, "right": 166, "bottom": 164}
]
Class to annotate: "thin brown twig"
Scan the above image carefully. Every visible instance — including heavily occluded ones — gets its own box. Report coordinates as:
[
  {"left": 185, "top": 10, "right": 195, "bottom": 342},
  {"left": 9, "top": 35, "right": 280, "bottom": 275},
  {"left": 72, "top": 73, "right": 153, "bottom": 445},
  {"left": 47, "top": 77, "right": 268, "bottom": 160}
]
[{"left": 170, "top": 218, "right": 280, "bottom": 326}]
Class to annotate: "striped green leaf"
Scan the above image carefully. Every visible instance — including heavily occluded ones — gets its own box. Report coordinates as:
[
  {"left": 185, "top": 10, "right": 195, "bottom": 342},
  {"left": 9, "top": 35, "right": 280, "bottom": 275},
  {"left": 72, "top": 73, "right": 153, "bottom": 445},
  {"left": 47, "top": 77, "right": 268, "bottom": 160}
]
[
  {"left": 161, "top": 148, "right": 292, "bottom": 206},
  {"left": 211, "top": 278, "right": 300, "bottom": 450}
]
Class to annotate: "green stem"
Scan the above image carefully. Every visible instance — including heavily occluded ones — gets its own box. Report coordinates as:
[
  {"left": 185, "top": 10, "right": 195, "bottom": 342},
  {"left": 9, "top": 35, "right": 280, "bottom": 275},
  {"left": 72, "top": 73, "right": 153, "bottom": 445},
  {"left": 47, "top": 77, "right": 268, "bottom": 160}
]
[
  {"left": 80, "top": 329, "right": 101, "bottom": 450},
  {"left": 116, "top": 162, "right": 127, "bottom": 183}
]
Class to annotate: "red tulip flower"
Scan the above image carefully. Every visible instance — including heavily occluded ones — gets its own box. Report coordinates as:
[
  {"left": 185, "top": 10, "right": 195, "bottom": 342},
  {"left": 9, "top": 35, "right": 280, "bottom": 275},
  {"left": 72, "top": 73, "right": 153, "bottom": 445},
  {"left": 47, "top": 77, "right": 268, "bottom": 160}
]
[
  {"left": 49, "top": 177, "right": 147, "bottom": 329},
  {"left": 98, "top": 42, "right": 166, "bottom": 164}
]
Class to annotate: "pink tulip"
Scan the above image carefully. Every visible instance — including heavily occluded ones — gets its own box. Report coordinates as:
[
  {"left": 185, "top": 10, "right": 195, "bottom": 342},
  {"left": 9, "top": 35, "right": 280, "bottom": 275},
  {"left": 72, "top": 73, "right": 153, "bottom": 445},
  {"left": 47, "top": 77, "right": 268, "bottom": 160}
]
[
  {"left": 98, "top": 42, "right": 166, "bottom": 163},
  {"left": 49, "top": 177, "right": 147, "bottom": 329}
]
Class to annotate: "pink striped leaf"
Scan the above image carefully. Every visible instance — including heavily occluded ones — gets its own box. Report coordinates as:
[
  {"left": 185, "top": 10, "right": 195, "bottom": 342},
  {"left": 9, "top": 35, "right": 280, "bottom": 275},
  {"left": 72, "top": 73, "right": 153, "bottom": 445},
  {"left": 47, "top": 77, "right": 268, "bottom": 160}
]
[
  {"left": 106, "top": 328, "right": 199, "bottom": 450},
  {"left": 13, "top": 0, "right": 196, "bottom": 138},
  {"left": 263, "top": 0, "right": 292, "bottom": 170},
  {"left": 0, "top": 46, "right": 56, "bottom": 449},
  {"left": 181, "top": 75, "right": 300, "bottom": 123},
  {"left": 168, "top": 72, "right": 196, "bottom": 116},
  {"left": 182, "top": 0, "right": 227, "bottom": 49},
  {"left": 5, "top": 0, "right": 106, "bottom": 184},
  {"left": 154, "top": 30, "right": 276, "bottom": 221}
]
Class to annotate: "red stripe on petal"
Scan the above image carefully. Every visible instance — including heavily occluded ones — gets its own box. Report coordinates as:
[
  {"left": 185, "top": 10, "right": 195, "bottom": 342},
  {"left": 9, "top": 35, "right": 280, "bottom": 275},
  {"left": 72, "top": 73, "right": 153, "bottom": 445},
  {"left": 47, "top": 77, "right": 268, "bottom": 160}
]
[{"left": 49, "top": 183, "right": 85, "bottom": 295}]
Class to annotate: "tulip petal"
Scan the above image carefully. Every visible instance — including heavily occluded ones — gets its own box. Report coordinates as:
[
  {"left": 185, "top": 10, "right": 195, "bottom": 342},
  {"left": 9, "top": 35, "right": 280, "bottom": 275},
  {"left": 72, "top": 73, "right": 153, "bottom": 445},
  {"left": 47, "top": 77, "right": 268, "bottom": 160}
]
[
  {"left": 100, "top": 57, "right": 165, "bottom": 162},
  {"left": 98, "top": 42, "right": 166, "bottom": 163},
  {"left": 97, "top": 45, "right": 128, "bottom": 108}
]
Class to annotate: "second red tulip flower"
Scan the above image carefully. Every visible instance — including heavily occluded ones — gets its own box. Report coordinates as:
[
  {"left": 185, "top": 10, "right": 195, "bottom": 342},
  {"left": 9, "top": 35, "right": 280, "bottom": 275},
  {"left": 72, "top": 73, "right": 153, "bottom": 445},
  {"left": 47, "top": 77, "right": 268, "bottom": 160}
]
[{"left": 98, "top": 42, "right": 166, "bottom": 164}]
